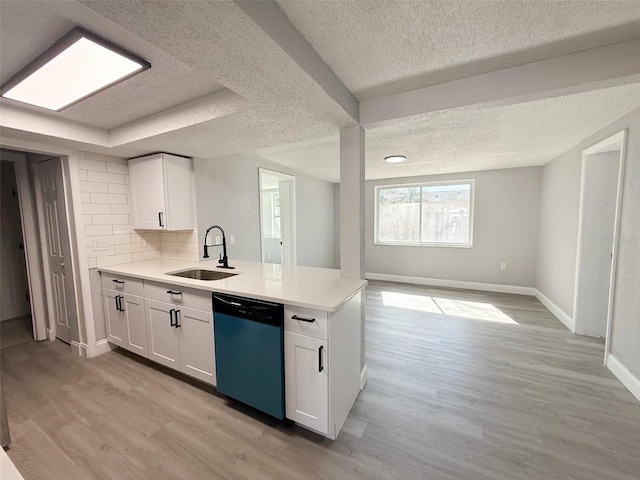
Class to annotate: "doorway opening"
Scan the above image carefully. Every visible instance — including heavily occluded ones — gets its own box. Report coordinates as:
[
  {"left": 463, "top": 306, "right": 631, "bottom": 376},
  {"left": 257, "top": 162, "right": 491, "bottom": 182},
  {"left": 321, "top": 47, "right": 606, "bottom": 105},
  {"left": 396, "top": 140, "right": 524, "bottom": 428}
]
[
  {"left": 0, "top": 147, "right": 81, "bottom": 350},
  {"left": 0, "top": 157, "right": 32, "bottom": 349},
  {"left": 573, "top": 130, "right": 626, "bottom": 361},
  {"left": 259, "top": 169, "right": 296, "bottom": 265}
]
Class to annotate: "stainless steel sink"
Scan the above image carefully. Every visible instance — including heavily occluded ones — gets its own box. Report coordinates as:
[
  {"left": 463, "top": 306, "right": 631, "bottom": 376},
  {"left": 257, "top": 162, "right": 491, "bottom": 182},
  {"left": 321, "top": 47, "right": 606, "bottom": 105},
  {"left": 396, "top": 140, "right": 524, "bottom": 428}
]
[{"left": 167, "top": 269, "right": 238, "bottom": 281}]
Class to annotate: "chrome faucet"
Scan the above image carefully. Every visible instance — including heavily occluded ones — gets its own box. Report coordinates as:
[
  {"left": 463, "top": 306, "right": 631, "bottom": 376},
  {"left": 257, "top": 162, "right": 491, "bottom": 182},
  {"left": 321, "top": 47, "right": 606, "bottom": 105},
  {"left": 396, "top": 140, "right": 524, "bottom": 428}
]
[{"left": 203, "top": 225, "right": 235, "bottom": 269}]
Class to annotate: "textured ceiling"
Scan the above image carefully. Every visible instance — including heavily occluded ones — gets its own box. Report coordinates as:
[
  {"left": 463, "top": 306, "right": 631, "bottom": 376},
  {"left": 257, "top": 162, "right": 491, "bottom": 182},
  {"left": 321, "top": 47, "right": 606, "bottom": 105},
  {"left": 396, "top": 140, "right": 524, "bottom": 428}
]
[
  {"left": 255, "top": 84, "right": 640, "bottom": 182},
  {"left": 1, "top": 1, "right": 640, "bottom": 184},
  {"left": 278, "top": 0, "right": 640, "bottom": 100}
]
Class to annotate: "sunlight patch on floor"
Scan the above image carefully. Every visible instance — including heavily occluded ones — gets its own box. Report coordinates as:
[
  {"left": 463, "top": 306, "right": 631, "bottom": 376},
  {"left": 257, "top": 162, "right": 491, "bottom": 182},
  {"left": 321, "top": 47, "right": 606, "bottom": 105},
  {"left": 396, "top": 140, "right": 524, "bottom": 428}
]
[{"left": 381, "top": 291, "right": 518, "bottom": 324}]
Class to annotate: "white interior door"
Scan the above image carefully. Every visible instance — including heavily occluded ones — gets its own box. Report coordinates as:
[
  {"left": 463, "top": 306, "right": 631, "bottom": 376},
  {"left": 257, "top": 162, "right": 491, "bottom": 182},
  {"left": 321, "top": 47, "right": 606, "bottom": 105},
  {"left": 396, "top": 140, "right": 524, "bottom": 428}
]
[
  {"left": 34, "top": 158, "right": 74, "bottom": 344},
  {"left": 259, "top": 169, "right": 296, "bottom": 265},
  {"left": 1, "top": 161, "right": 31, "bottom": 321},
  {"left": 575, "top": 148, "right": 623, "bottom": 338}
]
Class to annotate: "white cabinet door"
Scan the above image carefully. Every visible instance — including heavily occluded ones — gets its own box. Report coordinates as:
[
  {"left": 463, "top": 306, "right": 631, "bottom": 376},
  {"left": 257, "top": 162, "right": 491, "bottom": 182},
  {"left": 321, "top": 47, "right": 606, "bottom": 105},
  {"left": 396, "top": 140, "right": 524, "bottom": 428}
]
[
  {"left": 123, "top": 294, "right": 147, "bottom": 358},
  {"left": 285, "top": 332, "right": 328, "bottom": 434},
  {"left": 129, "top": 153, "right": 194, "bottom": 231},
  {"left": 178, "top": 307, "right": 216, "bottom": 386},
  {"left": 145, "top": 298, "right": 180, "bottom": 370},
  {"left": 129, "top": 154, "right": 166, "bottom": 230},
  {"left": 104, "top": 289, "right": 126, "bottom": 347}
]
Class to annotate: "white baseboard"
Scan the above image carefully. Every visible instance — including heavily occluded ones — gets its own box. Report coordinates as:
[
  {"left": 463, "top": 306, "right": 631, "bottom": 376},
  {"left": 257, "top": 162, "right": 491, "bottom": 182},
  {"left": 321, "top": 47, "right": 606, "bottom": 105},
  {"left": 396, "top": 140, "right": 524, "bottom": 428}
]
[
  {"left": 360, "top": 364, "right": 368, "bottom": 390},
  {"left": 607, "top": 354, "right": 640, "bottom": 403},
  {"left": 365, "top": 272, "right": 536, "bottom": 296},
  {"left": 533, "top": 289, "right": 575, "bottom": 333},
  {"left": 46, "top": 328, "right": 55, "bottom": 341},
  {"left": 94, "top": 339, "right": 115, "bottom": 357}
]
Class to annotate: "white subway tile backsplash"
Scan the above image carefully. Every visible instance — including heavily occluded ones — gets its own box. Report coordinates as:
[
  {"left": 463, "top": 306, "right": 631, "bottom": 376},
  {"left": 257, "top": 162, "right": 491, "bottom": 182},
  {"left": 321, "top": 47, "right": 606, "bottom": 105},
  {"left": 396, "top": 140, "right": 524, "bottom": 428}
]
[
  {"left": 83, "top": 203, "right": 111, "bottom": 214},
  {"left": 107, "top": 234, "right": 132, "bottom": 245},
  {"left": 85, "top": 225, "right": 113, "bottom": 236},
  {"left": 115, "top": 243, "right": 149, "bottom": 255},
  {"left": 84, "top": 215, "right": 93, "bottom": 225},
  {"left": 79, "top": 159, "right": 107, "bottom": 172},
  {"left": 97, "top": 254, "right": 133, "bottom": 267},
  {"left": 81, "top": 192, "right": 91, "bottom": 203},
  {"left": 106, "top": 163, "right": 128, "bottom": 174},
  {"left": 110, "top": 204, "right": 131, "bottom": 214},
  {"left": 93, "top": 214, "right": 130, "bottom": 225},
  {"left": 112, "top": 224, "right": 134, "bottom": 234},
  {"left": 80, "top": 181, "right": 109, "bottom": 193},
  {"left": 91, "top": 193, "right": 128, "bottom": 204},
  {"left": 79, "top": 170, "right": 88, "bottom": 181},
  {"left": 177, "top": 251, "right": 199, "bottom": 262},
  {"left": 108, "top": 184, "right": 129, "bottom": 195},
  {"left": 87, "top": 257, "right": 98, "bottom": 269},
  {"left": 161, "top": 241, "right": 186, "bottom": 252},
  {"left": 132, "top": 250, "right": 161, "bottom": 262},
  {"left": 86, "top": 245, "right": 115, "bottom": 258},
  {"left": 87, "top": 171, "right": 126, "bottom": 184},
  {"left": 85, "top": 152, "right": 124, "bottom": 164}
]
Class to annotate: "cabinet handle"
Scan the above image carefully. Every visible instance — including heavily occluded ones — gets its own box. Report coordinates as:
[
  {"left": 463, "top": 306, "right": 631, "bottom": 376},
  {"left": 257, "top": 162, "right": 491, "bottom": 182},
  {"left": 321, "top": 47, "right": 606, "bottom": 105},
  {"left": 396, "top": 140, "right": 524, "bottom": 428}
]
[
  {"left": 114, "top": 296, "right": 120, "bottom": 312},
  {"left": 158, "top": 212, "right": 164, "bottom": 227},
  {"left": 170, "top": 308, "right": 176, "bottom": 327},
  {"left": 112, "top": 279, "right": 125, "bottom": 284},
  {"left": 292, "top": 314, "right": 315, "bottom": 323},
  {"left": 318, "top": 345, "right": 324, "bottom": 372},
  {"left": 175, "top": 310, "right": 181, "bottom": 328},
  {"left": 119, "top": 296, "right": 125, "bottom": 312},
  {"left": 166, "top": 290, "right": 182, "bottom": 295}
]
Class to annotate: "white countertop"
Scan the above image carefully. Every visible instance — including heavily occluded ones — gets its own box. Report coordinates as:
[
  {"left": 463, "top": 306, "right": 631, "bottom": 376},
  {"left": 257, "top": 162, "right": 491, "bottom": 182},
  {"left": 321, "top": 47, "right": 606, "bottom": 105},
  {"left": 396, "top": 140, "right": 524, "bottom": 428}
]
[{"left": 98, "top": 259, "right": 367, "bottom": 312}]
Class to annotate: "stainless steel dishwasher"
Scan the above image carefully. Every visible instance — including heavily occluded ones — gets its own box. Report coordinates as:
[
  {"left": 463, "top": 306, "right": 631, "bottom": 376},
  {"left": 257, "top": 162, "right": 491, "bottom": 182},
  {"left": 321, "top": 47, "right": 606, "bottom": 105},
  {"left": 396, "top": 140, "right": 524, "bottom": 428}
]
[{"left": 213, "top": 293, "right": 285, "bottom": 419}]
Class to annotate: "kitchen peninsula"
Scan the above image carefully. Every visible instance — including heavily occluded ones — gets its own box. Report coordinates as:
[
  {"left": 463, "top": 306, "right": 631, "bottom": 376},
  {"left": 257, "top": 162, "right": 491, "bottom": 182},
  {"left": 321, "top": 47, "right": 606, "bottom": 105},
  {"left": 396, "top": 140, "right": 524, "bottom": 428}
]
[{"left": 98, "top": 259, "right": 366, "bottom": 439}]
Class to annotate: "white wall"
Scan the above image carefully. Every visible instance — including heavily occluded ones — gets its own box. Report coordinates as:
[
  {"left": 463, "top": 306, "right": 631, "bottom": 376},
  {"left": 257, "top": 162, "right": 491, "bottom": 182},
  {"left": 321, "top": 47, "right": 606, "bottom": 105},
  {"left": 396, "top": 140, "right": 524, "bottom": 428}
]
[
  {"left": 536, "top": 106, "right": 640, "bottom": 380},
  {"left": 365, "top": 166, "right": 542, "bottom": 287},
  {"left": 194, "top": 154, "right": 336, "bottom": 268}
]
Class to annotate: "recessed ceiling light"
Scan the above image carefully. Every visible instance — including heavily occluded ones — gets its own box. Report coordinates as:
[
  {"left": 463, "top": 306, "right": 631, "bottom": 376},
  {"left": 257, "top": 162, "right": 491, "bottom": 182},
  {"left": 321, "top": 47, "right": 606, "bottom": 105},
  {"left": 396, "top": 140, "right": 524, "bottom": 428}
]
[
  {"left": 1, "top": 27, "right": 150, "bottom": 111},
  {"left": 384, "top": 155, "right": 406, "bottom": 163}
]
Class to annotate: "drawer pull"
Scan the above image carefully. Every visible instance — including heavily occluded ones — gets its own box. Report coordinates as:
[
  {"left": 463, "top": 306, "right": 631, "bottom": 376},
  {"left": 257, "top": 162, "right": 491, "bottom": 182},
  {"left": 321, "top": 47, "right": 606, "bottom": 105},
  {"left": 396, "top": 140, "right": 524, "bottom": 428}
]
[
  {"left": 175, "top": 310, "right": 181, "bottom": 328},
  {"left": 292, "top": 314, "right": 315, "bottom": 323},
  {"left": 112, "top": 279, "right": 125, "bottom": 284},
  {"left": 166, "top": 290, "right": 182, "bottom": 295},
  {"left": 318, "top": 345, "right": 324, "bottom": 372},
  {"left": 170, "top": 308, "right": 176, "bottom": 327}
]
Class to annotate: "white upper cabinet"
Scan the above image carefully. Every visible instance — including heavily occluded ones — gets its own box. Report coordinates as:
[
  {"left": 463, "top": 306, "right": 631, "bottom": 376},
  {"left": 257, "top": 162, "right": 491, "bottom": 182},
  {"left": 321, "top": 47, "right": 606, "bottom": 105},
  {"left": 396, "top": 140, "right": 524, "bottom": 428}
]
[{"left": 128, "top": 153, "right": 195, "bottom": 230}]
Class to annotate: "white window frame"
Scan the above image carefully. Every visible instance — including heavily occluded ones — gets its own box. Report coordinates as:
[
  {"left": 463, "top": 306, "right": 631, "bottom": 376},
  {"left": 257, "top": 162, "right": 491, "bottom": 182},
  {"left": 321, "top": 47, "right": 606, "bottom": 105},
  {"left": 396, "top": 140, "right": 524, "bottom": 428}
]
[{"left": 374, "top": 179, "right": 475, "bottom": 248}]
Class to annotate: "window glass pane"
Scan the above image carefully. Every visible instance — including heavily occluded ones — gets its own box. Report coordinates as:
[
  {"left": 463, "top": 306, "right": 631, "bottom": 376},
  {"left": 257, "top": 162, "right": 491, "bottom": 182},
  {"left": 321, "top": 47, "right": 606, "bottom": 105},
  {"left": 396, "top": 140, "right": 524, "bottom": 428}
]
[
  {"left": 378, "top": 187, "right": 421, "bottom": 242},
  {"left": 421, "top": 184, "right": 471, "bottom": 244}
]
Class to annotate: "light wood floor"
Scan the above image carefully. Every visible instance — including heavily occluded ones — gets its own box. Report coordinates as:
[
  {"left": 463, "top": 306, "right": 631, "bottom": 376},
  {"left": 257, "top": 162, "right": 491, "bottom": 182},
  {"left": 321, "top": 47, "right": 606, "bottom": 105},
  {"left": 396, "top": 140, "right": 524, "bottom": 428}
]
[
  {"left": 2, "top": 282, "right": 639, "bottom": 480},
  {"left": 1, "top": 316, "right": 33, "bottom": 350}
]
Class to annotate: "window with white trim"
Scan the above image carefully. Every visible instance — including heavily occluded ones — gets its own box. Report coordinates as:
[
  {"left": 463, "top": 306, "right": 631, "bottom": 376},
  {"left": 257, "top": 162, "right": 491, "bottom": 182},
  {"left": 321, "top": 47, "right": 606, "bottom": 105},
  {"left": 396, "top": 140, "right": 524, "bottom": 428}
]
[{"left": 375, "top": 180, "right": 474, "bottom": 247}]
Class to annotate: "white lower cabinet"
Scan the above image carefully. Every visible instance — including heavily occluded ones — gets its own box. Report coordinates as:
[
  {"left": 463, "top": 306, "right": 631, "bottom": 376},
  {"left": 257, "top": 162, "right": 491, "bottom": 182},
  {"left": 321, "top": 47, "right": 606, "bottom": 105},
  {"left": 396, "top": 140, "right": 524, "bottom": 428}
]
[
  {"left": 284, "top": 292, "right": 362, "bottom": 439},
  {"left": 285, "top": 332, "right": 328, "bottom": 434},
  {"left": 103, "top": 289, "right": 147, "bottom": 357},
  {"left": 145, "top": 298, "right": 216, "bottom": 386}
]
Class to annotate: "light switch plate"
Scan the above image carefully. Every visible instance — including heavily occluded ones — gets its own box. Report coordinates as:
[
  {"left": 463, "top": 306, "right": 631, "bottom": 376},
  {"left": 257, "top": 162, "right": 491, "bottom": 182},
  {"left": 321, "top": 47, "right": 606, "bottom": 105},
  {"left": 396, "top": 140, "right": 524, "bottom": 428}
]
[
  {"left": 230, "top": 234, "right": 236, "bottom": 244},
  {"left": 215, "top": 235, "right": 221, "bottom": 244},
  {"left": 94, "top": 238, "right": 108, "bottom": 251}
]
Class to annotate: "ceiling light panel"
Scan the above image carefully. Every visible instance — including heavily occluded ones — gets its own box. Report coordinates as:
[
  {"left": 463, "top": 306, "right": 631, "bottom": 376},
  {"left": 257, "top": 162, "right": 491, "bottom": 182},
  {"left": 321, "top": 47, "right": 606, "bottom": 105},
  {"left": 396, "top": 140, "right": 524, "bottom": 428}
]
[{"left": 1, "top": 28, "right": 150, "bottom": 111}]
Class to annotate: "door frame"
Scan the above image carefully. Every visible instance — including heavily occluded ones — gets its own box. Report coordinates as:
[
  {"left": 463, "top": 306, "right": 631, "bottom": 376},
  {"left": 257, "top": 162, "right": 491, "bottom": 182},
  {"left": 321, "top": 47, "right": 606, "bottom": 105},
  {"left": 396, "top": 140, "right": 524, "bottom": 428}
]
[
  {"left": 572, "top": 130, "right": 627, "bottom": 363},
  {"left": 258, "top": 168, "right": 297, "bottom": 265},
  {"left": 0, "top": 137, "right": 97, "bottom": 356}
]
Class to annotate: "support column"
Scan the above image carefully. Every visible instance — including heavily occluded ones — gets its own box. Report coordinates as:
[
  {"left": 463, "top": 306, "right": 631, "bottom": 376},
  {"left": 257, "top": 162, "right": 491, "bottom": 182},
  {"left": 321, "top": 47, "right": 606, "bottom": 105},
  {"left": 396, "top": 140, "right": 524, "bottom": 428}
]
[
  {"left": 339, "top": 125, "right": 365, "bottom": 279},
  {"left": 339, "top": 125, "right": 366, "bottom": 381}
]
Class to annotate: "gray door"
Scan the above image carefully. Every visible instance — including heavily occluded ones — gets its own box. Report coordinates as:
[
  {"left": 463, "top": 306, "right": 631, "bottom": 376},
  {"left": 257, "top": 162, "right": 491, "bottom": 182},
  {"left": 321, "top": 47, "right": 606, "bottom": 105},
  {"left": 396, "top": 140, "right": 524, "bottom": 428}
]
[{"left": 35, "top": 158, "right": 75, "bottom": 344}]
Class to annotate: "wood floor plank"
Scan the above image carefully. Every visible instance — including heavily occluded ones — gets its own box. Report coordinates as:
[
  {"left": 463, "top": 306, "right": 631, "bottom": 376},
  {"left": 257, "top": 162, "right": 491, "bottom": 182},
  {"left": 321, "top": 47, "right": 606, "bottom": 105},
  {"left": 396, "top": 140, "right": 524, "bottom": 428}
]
[{"left": 2, "top": 281, "right": 640, "bottom": 480}]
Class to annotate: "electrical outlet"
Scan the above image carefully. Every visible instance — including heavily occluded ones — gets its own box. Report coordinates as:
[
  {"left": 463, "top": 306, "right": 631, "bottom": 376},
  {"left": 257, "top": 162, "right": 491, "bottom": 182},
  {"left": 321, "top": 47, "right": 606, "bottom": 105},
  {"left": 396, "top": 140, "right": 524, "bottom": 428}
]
[
  {"left": 215, "top": 235, "right": 221, "bottom": 244},
  {"left": 268, "top": 253, "right": 271, "bottom": 259},
  {"left": 230, "top": 234, "right": 236, "bottom": 244},
  {"left": 500, "top": 262, "right": 507, "bottom": 270},
  {"left": 138, "top": 236, "right": 147, "bottom": 248},
  {"left": 206, "top": 235, "right": 212, "bottom": 245},
  {"left": 94, "top": 238, "right": 108, "bottom": 251}
]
